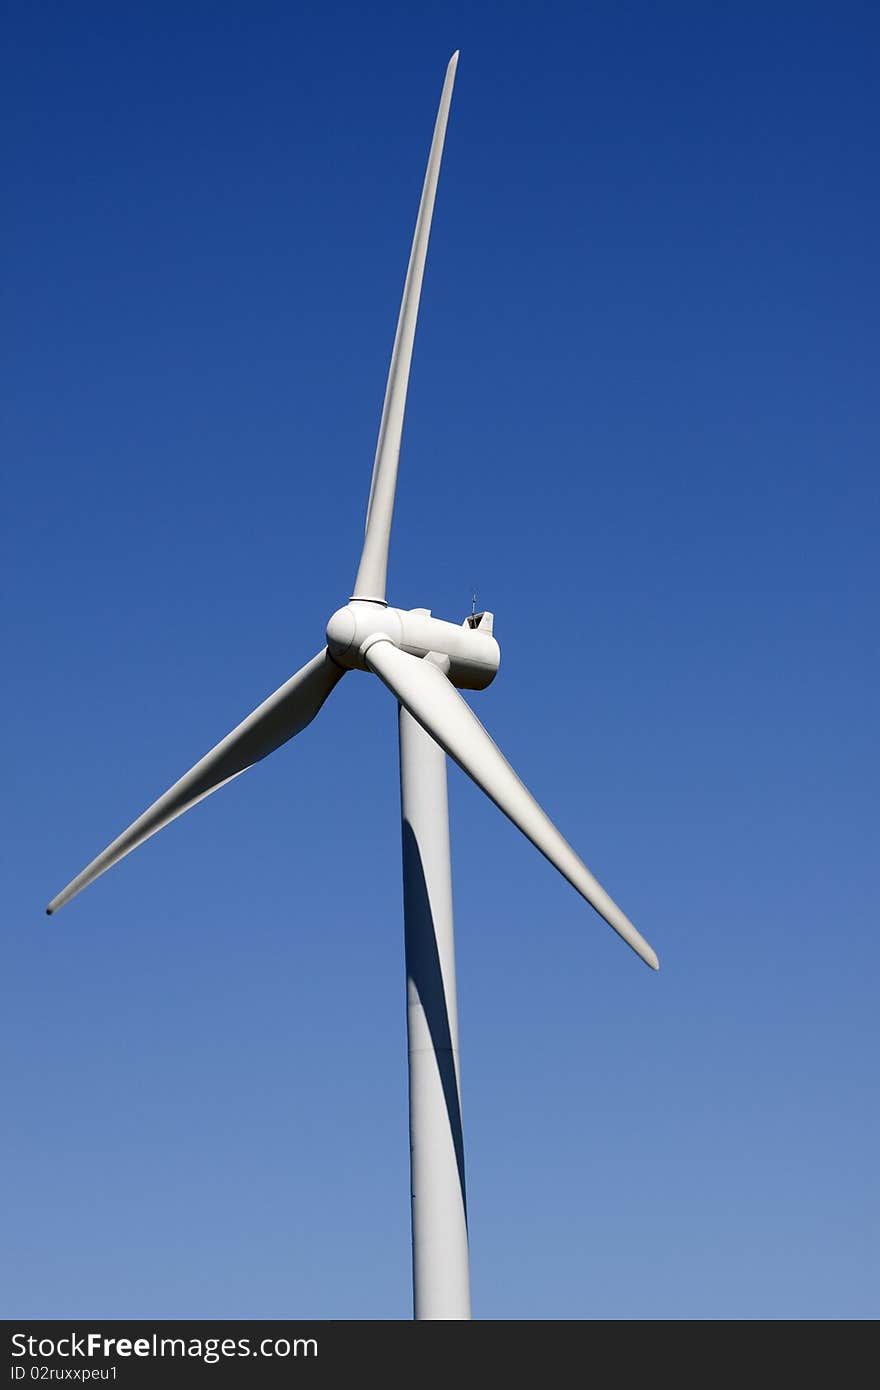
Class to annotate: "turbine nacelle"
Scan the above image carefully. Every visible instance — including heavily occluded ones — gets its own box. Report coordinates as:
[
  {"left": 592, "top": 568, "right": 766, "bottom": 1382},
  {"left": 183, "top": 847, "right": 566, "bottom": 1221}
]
[{"left": 326, "top": 601, "right": 500, "bottom": 691}]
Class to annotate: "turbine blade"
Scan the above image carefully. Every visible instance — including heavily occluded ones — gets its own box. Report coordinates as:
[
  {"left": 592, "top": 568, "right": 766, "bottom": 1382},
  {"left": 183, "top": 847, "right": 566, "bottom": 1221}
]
[
  {"left": 364, "top": 640, "right": 659, "bottom": 970},
  {"left": 352, "top": 51, "right": 459, "bottom": 603},
  {"left": 47, "top": 648, "right": 344, "bottom": 915}
]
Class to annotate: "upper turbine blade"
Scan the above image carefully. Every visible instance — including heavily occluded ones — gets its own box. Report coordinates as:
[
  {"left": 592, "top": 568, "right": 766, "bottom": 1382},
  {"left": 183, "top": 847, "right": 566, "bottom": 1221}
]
[
  {"left": 46, "top": 648, "right": 345, "bottom": 915},
  {"left": 363, "top": 640, "right": 659, "bottom": 970},
  {"left": 352, "top": 51, "right": 459, "bottom": 603}
]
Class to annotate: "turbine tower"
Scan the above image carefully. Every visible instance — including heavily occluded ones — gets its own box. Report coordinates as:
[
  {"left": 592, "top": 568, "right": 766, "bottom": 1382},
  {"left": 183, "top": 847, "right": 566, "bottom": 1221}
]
[{"left": 47, "top": 52, "right": 659, "bottom": 1321}]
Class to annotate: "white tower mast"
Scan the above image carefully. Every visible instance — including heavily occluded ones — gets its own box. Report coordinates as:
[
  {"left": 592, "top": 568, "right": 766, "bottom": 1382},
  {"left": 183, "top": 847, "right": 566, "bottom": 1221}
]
[{"left": 400, "top": 700, "right": 471, "bottom": 1318}]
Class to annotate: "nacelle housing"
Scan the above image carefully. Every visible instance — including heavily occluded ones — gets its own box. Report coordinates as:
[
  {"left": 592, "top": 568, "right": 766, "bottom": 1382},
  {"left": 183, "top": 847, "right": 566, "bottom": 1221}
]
[{"left": 326, "top": 602, "right": 500, "bottom": 691}]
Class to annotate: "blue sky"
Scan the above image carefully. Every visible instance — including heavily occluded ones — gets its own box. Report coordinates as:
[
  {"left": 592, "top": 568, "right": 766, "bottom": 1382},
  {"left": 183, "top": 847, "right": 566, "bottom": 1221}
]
[{"left": 3, "top": 1, "right": 877, "bottom": 1319}]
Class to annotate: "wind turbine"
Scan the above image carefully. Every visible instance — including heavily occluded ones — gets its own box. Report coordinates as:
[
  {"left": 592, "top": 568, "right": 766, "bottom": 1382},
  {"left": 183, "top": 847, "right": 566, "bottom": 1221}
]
[{"left": 47, "top": 51, "right": 659, "bottom": 1321}]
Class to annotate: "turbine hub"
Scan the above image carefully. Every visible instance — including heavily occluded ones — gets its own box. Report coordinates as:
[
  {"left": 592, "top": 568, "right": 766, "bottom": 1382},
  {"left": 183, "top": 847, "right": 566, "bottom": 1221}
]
[
  {"left": 325, "top": 605, "right": 357, "bottom": 659},
  {"left": 326, "top": 602, "right": 403, "bottom": 668}
]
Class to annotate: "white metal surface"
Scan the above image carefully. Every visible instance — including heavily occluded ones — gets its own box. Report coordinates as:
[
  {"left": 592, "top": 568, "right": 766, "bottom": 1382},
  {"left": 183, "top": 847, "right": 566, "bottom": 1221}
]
[
  {"left": 352, "top": 52, "right": 459, "bottom": 603},
  {"left": 399, "top": 699, "right": 471, "bottom": 1320}
]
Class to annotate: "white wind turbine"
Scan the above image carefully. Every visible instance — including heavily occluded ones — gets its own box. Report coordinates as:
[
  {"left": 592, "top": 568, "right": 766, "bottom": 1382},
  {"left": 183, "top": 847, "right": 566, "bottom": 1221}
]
[{"left": 47, "top": 52, "right": 659, "bottom": 1320}]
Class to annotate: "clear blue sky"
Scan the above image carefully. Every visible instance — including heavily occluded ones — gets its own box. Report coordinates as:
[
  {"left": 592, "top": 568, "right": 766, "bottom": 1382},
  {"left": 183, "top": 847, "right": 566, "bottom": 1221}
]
[{"left": 3, "top": 2, "right": 877, "bottom": 1319}]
